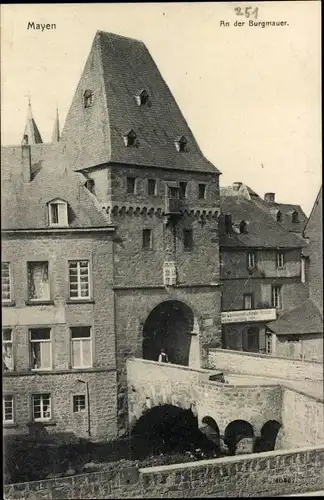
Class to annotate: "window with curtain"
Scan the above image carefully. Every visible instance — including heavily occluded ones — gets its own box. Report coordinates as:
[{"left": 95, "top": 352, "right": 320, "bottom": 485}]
[
  {"left": 27, "top": 262, "right": 50, "bottom": 301},
  {"left": 29, "top": 328, "right": 52, "bottom": 370}
]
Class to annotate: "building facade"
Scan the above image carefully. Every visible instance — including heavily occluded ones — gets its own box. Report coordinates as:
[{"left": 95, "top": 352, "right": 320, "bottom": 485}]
[
  {"left": 219, "top": 190, "right": 309, "bottom": 355},
  {"left": 2, "top": 31, "right": 222, "bottom": 441}
]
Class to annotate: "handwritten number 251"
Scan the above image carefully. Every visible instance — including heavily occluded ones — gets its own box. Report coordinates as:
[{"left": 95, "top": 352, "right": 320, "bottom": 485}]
[{"left": 234, "top": 6, "right": 259, "bottom": 19}]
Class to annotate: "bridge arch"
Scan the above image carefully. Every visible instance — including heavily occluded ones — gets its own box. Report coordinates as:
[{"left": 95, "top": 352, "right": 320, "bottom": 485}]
[
  {"left": 130, "top": 404, "right": 216, "bottom": 460},
  {"left": 200, "top": 416, "right": 221, "bottom": 448},
  {"left": 254, "top": 419, "right": 282, "bottom": 452},
  {"left": 142, "top": 300, "right": 196, "bottom": 365},
  {"left": 224, "top": 420, "right": 255, "bottom": 455}
]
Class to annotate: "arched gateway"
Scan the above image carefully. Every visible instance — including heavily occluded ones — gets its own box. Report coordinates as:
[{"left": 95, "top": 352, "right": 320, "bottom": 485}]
[{"left": 142, "top": 300, "right": 195, "bottom": 365}]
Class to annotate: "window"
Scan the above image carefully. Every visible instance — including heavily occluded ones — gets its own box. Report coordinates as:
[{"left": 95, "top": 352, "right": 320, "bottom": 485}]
[
  {"left": 123, "top": 129, "right": 137, "bottom": 147},
  {"left": 142, "top": 229, "right": 152, "bottom": 250},
  {"left": 243, "top": 294, "right": 253, "bottom": 310},
  {"left": 2, "top": 329, "right": 14, "bottom": 372},
  {"left": 239, "top": 220, "right": 247, "bottom": 234},
  {"left": 73, "top": 395, "right": 86, "bottom": 413},
  {"left": 48, "top": 200, "right": 68, "bottom": 226},
  {"left": 68, "top": 260, "right": 90, "bottom": 300},
  {"left": 135, "top": 89, "right": 149, "bottom": 106},
  {"left": 276, "top": 211, "right": 282, "bottom": 222},
  {"left": 84, "top": 179, "right": 95, "bottom": 194},
  {"left": 83, "top": 90, "right": 93, "bottom": 108},
  {"left": 127, "top": 177, "right": 136, "bottom": 194},
  {"left": 30, "top": 328, "right": 51, "bottom": 370},
  {"left": 3, "top": 395, "right": 14, "bottom": 423},
  {"left": 27, "top": 262, "right": 50, "bottom": 302},
  {"left": 1, "top": 262, "right": 11, "bottom": 302},
  {"left": 292, "top": 211, "right": 299, "bottom": 223},
  {"left": 247, "top": 252, "right": 256, "bottom": 269},
  {"left": 198, "top": 184, "right": 206, "bottom": 199},
  {"left": 147, "top": 179, "right": 156, "bottom": 196},
  {"left": 272, "top": 286, "right": 282, "bottom": 308},
  {"left": 183, "top": 229, "right": 193, "bottom": 251},
  {"left": 71, "top": 327, "right": 92, "bottom": 368},
  {"left": 179, "top": 182, "right": 187, "bottom": 200},
  {"left": 175, "top": 136, "right": 187, "bottom": 152},
  {"left": 265, "top": 333, "right": 272, "bottom": 354},
  {"left": 224, "top": 214, "right": 232, "bottom": 234},
  {"left": 301, "top": 257, "right": 306, "bottom": 283},
  {"left": 163, "top": 261, "right": 177, "bottom": 286},
  {"left": 276, "top": 252, "right": 285, "bottom": 269},
  {"left": 32, "top": 393, "right": 51, "bottom": 421}
]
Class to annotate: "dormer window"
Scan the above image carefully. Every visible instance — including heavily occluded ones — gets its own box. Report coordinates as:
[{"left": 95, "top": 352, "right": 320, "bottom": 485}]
[
  {"left": 48, "top": 199, "right": 68, "bottom": 227},
  {"left": 135, "top": 89, "right": 149, "bottom": 106},
  {"left": 83, "top": 90, "right": 93, "bottom": 108},
  {"left": 292, "top": 211, "right": 299, "bottom": 223},
  {"left": 276, "top": 211, "right": 282, "bottom": 222},
  {"left": 84, "top": 179, "right": 95, "bottom": 194},
  {"left": 239, "top": 220, "right": 247, "bottom": 234},
  {"left": 175, "top": 136, "right": 187, "bottom": 152},
  {"left": 123, "top": 129, "right": 137, "bottom": 147}
]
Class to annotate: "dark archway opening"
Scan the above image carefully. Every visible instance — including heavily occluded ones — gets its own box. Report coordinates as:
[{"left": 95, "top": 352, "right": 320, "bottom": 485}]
[
  {"left": 200, "top": 416, "right": 221, "bottom": 448},
  {"left": 224, "top": 420, "right": 254, "bottom": 456},
  {"left": 254, "top": 420, "right": 282, "bottom": 453},
  {"left": 143, "top": 301, "right": 194, "bottom": 365},
  {"left": 130, "top": 404, "right": 219, "bottom": 461}
]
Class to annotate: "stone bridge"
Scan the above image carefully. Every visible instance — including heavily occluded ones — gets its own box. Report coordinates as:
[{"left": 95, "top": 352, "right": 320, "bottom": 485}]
[{"left": 126, "top": 358, "right": 283, "bottom": 439}]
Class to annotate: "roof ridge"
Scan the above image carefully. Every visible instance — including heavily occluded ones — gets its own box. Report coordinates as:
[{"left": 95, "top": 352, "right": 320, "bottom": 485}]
[{"left": 96, "top": 30, "right": 144, "bottom": 44}]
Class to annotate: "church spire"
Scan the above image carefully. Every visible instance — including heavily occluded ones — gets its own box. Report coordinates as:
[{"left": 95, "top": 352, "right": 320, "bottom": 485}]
[
  {"left": 51, "top": 106, "right": 60, "bottom": 142},
  {"left": 22, "top": 97, "right": 43, "bottom": 145}
]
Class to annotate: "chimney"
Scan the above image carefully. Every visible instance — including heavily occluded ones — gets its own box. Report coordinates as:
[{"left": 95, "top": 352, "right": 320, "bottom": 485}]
[
  {"left": 264, "top": 192, "right": 275, "bottom": 203},
  {"left": 21, "top": 145, "right": 32, "bottom": 182},
  {"left": 232, "top": 182, "right": 242, "bottom": 192}
]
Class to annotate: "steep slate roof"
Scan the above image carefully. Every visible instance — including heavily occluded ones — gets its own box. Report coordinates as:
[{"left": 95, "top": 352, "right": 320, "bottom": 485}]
[
  {"left": 220, "top": 195, "right": 305, "bottom": 248},
  {"left": 1, "top": 145, "right": 111, "bottom": 230},
  {"left": 220, "top": 183, "right": 307, "bottom": 233},
  {"left": 61, "top": 31, "right": 220, "bottom": 174},
  {"left": 267, "top": 299, "right": 323, "bottom": 335}
]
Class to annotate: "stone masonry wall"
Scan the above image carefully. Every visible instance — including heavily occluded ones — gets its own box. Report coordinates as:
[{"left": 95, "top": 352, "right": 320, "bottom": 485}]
[
  {"left": 207, "top": 349, "right": 323, "bottom": 381},
  {"left": 278, "top": 389, "right": 324, "bottom": 450},
  {"left": 127, "top": 359, "right": 282, "bottom": 435},
  {"left": 5, "top": 445, "right": 324, "bottom": 498}
]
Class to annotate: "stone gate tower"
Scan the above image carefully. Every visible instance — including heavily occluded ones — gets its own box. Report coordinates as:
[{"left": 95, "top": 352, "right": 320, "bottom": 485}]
[{"left": 61, "top": 31, "right": 222, "bottom": 435}]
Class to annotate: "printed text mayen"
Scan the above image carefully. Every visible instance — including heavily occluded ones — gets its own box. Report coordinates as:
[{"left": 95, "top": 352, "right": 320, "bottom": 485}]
[{"left": 27, "top": 22, "right": 56, "bottom": 31}]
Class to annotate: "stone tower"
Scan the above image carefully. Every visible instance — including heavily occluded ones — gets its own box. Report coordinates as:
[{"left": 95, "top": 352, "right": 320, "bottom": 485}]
[{"left": 61, "top": 31, "right": 222, "bottom": 434}]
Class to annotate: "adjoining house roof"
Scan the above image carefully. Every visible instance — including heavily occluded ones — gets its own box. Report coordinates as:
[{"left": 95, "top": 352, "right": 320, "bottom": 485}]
[
  {"left": 1, "top": 145, "right": 111, "bottom": 231},
  {"left": 61, "top": 31, "right": 220, "bottom": 174},
  {"left": 267, "top": 299, "right": 323, "bottom": 336},
  {"left": 220, "top": 183, "right": 307, "bottom": 233},
  {"left": 220, "top": 195, "right": 305, "bottom": 248}
]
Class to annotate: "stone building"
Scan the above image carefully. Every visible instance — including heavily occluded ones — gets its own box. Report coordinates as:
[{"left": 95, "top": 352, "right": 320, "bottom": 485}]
[
  {"left": 2, "top": 31, "right": 222, "bottom": 441},
  {"left": 219, "top": 191, "right": 309, "bottom": 354},
  {"left": 266, "top": 186, "right": 323, "bottom": 361}
]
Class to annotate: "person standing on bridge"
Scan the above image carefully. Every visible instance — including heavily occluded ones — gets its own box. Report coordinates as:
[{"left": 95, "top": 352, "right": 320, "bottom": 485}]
[{"left": 158, "top": 348, "right": 168, "bottom": 363}]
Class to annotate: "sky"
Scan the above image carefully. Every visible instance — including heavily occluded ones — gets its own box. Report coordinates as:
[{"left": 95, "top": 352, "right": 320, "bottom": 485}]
[{"left": 1, "top": 2, "right": 321, "bottom": 215}]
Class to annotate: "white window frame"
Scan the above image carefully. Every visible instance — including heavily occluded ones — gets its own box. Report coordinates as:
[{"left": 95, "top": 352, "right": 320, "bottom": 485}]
[
  {"left": 73, "top": 394, "right": 86, "bottom": 413},
  {"left": 68, "top": 260, "right": 91, "bottom": 300},
  {"left": 243, "top": 294, "right": 253, "bottom": 310},
  {"left": 163, "top": 261, "right": 177, "bottom": 286},
  {"left": 32, "top": 393, "right": 52, "bottom": 422},
  {"left": 272, "top": 286, "right": 282, "bottom": 309},
  {"left": 29, "top": 328, "right": 52, "bottom": 371},
  {"left": 147, "top": 179, "right": 157, "bottom": 196},
  {"left": 265, "top": 333, "right": 272, "bottom": 354},
  {"left": 3, "top": 395, "right": 14, "bottom": 423},
  {"left": 247, "top": 252, "right": 256, "bottom": 269},
  {"left": 48, "top": 199, "right": 68, "bottom": 227},
  {"left": 70, "top": 327, "right": 93, "bottom": 369},
  {"left": 276, "top": 252, "right": 285, "bottom": 269},
  {"left": 1, "top": 262, "right": 11, "bottom": 302},
  {"left": 2, "top": 329, "right": 14, "bottom": 372}
]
